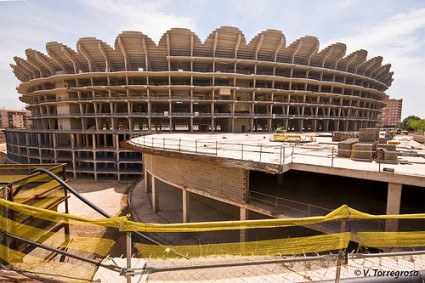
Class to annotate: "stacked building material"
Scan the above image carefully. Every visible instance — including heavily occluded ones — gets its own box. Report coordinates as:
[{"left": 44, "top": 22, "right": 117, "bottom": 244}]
[
  {"left": 377, "top": 144, "right": 398, "bottom": 164},
  {"left": 377, "top": 144, "right": 396, "bottom": 151},
  {"left": 359, "top": 128, "right": 380, "bottom": 143},
  {"left": 352, "top": 142, "right": 376, "bottom": 162},
  {"left": 337, "top": 138, "right": 358, "bottom": 158},
  {"left": 332, "top": 131, "right": 358, "bottom": 142},
  {"left": 378, "top": 137, "right": 387, "bottom": 144}
]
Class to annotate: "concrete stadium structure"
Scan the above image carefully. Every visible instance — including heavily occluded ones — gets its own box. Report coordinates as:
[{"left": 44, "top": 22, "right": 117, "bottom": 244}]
[{"left": 5, "top": 27, "right": 393, "bottom": 180}]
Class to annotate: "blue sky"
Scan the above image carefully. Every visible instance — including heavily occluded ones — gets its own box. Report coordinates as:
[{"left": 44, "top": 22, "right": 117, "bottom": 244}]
[{"left": 1, "top": 0, "right": 424, "bottom": 118}]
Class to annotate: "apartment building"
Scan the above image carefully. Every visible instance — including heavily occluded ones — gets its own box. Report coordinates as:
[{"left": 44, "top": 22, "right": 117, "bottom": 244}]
[
  {"left": 0, "top": 109, "right": 31, "bottom": 128},
  {"left": 381, "top": 98, "right": 403, "bottom": 127}
]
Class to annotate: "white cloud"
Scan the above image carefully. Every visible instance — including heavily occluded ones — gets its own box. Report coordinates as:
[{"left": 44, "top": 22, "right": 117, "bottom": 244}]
[
  {"left": 78, "top": 0, "right": 197, "bottom": 43},
  {"left": 325, "top": 8, "right": 425, "bottom": 118},
  {"left": 1, "top": 0, "right": 424, "bottom": 118}
]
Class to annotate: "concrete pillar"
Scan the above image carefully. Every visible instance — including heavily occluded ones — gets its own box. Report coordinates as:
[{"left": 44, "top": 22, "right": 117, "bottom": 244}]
[
  {"left": 385, "top": 183, "right": 402, "bottom": 232},
  {"left": 183, "top": 189, "right": 190, "bottom": 223},
  {"left": 151, "top": 175, "right": 159, "bottom": 212},
  {"left": 190, "top": 118, "right": 193, "bottom": 133},
  {"left": 52, "top": 133, "right": 57, "bottom": 161},
  {"left": 144, "top": 169, "right": 151, "bottom": 193},
  {"left": 240, "top": 207, "right": 248, "bottom": 243}
]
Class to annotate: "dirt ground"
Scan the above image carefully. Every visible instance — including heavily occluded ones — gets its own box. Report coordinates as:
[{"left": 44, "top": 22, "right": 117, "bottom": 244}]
[
  {"left": 0, "top": 160, "right": 135, "bottom": 282},
  {"left": 0, "top": 143, "right": 7, "bottom": 164},
  {"left": 58, "top": 178, "right": 132, "bottom": 218}
]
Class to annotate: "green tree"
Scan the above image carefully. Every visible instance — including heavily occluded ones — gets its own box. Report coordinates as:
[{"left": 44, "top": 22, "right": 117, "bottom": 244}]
[
  {"left": 400, "top": 115, "right": 421, "bottom": 131},
  {"left": 409, "top": 119, "right": 425, "bottom": 131}
]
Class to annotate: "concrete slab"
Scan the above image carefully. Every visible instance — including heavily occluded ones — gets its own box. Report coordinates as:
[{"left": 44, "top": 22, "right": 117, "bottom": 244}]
[{"left": 127, "top": 133, "right": 425, "bottom": 186}]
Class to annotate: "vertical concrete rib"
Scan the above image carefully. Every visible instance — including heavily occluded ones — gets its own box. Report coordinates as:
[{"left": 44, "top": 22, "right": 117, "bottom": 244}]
[
  {"left": 385, "top": 183, "right": 402, "bottom": 232},
  {"left": 183, "top": 189, "right": 190, "bottom": 223}
]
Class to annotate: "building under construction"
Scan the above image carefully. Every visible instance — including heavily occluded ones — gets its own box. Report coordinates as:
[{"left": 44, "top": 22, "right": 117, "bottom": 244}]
[{"left": 4, "top": 27, "right": 393, "bottom": 180}]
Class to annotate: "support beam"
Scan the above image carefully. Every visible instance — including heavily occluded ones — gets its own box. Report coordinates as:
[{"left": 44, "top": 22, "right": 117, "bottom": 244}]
[
  {"left": 183, "top": 189, "right": 190, "bottom": 223},
  {"left": 385, "top": 182, "right": 402, "bottom": 232},
  {"left": 34, "top": 53, "right": 55, "bottom": 75},
  {"left": 117, "top": 36, "right": 132, "bottom": 71},
  {"left": 234, "top": 33, "right": 242, "bottom": 58},
  {"left": 144, "top": 169, "right": 151, "bottom": 193},
  {"left": 240, "top": 207, "right": 248, "bottom": 243},
  {"left": 273, "top": 36, "right": 285, "bottom": 62},
  {"left": 254, "top": 34, "right": 264, "bottom": 60},
  {"left": 78, "top": 44, "right": 96, "bottom": 72},
  {"left": 151, "top": 175, "right": 159, "bottom": 212},
  {"left": 62, "top": 46, "right": 81, "bottom": 73},
  {"left": 47, "top": 47, "right": 68, "bottom": 73},
  {"left": 98, "top": 42, "right": 113, "bottom": 72},
  {"left": 142, "top": 37, "right": 149, "bottom": 71}
]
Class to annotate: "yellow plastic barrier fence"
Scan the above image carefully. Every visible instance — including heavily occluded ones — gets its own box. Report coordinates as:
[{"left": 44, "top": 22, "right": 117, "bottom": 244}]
[
  {"left": 1, "top": 197, "right": 425, "bottom": 281},
  {"left": 356, "top": 232, "right": 425, "bottom": 248}
]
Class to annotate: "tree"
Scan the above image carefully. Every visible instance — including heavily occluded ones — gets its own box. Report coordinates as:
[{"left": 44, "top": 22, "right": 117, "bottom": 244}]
[
  {"left": 408, "top": 119, "right": 425, "bottom": 131},
  {"left": 400, "top": 115, "right": 422, "bottom": 131}
]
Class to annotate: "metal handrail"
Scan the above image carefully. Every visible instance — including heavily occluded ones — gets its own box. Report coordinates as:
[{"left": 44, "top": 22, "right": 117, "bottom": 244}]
[
  {"left": 27, "top": 168, "right": 162, "bottom": 246},
  {"left": 249, "top": 190, "right": 332, "bottom": 217}
]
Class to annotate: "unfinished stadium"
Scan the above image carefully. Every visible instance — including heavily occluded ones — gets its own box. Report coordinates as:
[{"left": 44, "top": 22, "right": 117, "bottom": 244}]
[{"left": 4, "top": 26, "right": 393, "bottom": 180}]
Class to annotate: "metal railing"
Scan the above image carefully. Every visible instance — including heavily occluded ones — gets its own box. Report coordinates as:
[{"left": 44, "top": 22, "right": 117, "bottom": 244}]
[
  {"left": 131, "top": 135, "right": 425, "bottom": 178},
  {"left": 249, "top": 190, "right": 332, "bottom": 217},
  {"left": 249, "top": 190, "right": 387, "bottom": 232},
  {"left": 135, "top": 135, "right": 288, "bottom": 165}
]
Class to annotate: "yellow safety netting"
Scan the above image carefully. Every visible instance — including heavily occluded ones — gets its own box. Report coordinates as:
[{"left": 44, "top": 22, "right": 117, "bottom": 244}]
[
  {"left": 0, "top": 244, "right": 96, "bottom": 283},
  {"left": 0, "top": 214, "right": 115, "bottom": 257},
  {"left": 0, "top": 195, "right": 118, "bottom": 282},
  {"left": 136, "top": 232, "right": 351, "bottom": 258},
  {"left": 1, "top": 197, "right": 425, "bottom": 281},
  {"left": 356, "top": 232, "right": 425, "bottom": 248},
  {"left": 2, "top": 197, "right": 425, "bottom": 232}
]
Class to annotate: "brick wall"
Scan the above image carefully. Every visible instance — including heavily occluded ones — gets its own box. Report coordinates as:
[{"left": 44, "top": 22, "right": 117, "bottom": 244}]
[{"left": 145, "top": 154, "right": 248, "bottom": 203}]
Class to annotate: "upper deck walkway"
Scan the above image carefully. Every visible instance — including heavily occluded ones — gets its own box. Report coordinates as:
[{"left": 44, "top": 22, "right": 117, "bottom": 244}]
[{"left": 127, "top": 132, "right": 425, "bottom": 187}]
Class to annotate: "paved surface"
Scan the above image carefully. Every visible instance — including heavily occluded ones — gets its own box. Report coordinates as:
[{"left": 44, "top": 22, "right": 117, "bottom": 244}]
[
  {"left": 128, "top": 133, "right": 425, "bottom": 178},
  {"left": 141, "top": 254, "right": 425, "bottom": 282}
]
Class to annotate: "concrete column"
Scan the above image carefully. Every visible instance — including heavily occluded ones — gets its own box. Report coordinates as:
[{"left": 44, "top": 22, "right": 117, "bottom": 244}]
[
  {"left": 183, "top": 189, "right": 190, "bottom": 223},
  {"left": 385, "top": 183, "right": 402, "bottom": 232},
  {"left": 52, "top": 133, "right": 57, "bottom": 161},
  {"left": 240, "top": 207, "right": 248, "bottom": 243},
  {"left": 190, "top": 118, "right": 193, "bottom": 133},
  {"left": 151, "top": 175, "right": 159, "bottom": 212},
  {"left": 144, "top": 169, "right": 150, "bottom": 193}
]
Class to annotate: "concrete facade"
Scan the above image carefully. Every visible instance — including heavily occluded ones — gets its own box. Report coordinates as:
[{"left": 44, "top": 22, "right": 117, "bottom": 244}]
[
  {"left": 6, "top": 27, "right": 393, "bottom": 179},
  {"left": 144, "top": 154, "right": 249, "bottom": 203}
]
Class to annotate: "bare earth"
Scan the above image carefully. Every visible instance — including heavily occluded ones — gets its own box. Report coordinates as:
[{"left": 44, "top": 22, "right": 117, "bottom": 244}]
[
  {"left": 1, "top": 170, "right": 134, "bottom": 282},
  {"left": 0, "top": 143, "right": 7, "bottom": 164},
  {"left": 58, "top": 178, "right": 131, "bottom": 218}
]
